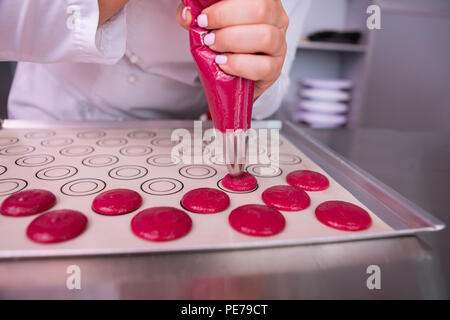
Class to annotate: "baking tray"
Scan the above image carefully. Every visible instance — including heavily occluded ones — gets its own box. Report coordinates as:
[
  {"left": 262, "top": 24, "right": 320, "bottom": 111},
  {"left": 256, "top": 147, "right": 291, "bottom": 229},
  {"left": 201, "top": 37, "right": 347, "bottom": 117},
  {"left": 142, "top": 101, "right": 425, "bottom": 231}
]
[
  {"left": 282, "top": 122, "right": 444, "bottom": 233},
  {"left": 0, "top": 120, "right": 444, "bottom": 259}
]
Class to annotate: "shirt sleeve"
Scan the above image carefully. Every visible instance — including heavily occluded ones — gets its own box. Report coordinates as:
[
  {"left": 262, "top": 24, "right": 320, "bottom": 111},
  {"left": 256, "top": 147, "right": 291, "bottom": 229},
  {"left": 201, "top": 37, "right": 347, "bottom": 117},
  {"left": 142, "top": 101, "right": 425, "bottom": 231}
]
[
  {"left": 0, "top": 0, "right": 127, "bottom": 64},
  {"left": 252, "top": 0, "right": 311, "bottom": 119}
]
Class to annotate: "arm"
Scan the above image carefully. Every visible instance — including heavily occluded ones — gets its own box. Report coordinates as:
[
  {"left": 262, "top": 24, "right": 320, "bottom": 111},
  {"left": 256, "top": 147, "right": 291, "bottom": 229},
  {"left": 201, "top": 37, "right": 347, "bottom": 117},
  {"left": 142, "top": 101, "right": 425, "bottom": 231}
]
[
  {"left": 252, "top": 0, "right": 312, "bottom": 119},
  {"left": 98, "top": 0, "right": 129, "bottom": 26},
  {"left": 0, "top": 0, "right": 128, "bottom": 64}
]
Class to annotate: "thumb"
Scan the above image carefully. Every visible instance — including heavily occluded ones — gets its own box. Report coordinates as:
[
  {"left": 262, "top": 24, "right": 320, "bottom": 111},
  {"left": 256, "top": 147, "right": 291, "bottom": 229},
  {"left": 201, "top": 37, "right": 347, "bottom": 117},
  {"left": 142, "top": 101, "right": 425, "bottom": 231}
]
[{"left": 176, "top": 3, "right": 192, "bottom": 30}]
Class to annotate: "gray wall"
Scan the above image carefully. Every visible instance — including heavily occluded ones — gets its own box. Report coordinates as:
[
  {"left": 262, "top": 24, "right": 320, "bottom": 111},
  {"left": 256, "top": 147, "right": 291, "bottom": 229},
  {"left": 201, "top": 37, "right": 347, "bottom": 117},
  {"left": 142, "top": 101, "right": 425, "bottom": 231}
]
[{"left": 361, "top": 0, "right": 450, "bottom": 131}]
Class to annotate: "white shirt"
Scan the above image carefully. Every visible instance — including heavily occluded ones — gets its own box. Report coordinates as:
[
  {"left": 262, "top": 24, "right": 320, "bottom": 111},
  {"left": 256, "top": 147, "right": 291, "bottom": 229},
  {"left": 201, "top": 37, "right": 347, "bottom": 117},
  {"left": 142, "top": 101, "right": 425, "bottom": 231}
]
[{"left": 0, "top": 0, "right": 310, "bottom": 121}]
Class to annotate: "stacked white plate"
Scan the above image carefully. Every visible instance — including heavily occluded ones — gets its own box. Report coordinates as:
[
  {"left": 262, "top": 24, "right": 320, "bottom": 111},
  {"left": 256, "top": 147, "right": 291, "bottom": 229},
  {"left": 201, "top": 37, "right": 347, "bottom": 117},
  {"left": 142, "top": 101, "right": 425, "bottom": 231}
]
[{"left": 295, "top": 78, "right": 352, "bottom": 129}]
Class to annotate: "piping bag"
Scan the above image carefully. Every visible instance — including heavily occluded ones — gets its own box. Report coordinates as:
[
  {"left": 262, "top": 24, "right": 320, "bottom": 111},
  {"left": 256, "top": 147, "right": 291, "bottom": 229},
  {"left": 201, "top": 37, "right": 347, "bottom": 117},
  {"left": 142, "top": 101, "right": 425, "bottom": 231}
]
[{"left": 182, "top": 0, "right": 255, "bottom": 176}]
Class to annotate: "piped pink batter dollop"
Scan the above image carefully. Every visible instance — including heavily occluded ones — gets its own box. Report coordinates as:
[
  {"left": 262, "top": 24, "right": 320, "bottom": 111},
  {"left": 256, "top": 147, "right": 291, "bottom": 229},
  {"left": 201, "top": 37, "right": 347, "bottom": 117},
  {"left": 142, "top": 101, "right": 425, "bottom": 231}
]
[
  {"left": 183, "top": 0, "right": 254, "bottom": 132},
  {"left": 222, "top": 173, "right": 257, "bottom": 192},
  {"left": 229, "top": 204, "right": 286, "bottom": 237},
  {"left": 315, "top": 201, "right": 372, "bottom": 231},
  {"left": 26, "top": 209, "right": 88, "bottom": 244},
  {"left": 262, "top": 185, "right": 311, "bottom": 211},
  {"left": 1, "top": 189, "right": 56, "bottom": 217},
  {"left": 131, "top": 207, "right": 192, "bottom": 242},
  {"left": 286, "top": 170, "right": 330, "bottom": 191},
  {"left": 181, "top": 188, "right": 230, "bottom": 214},
  {"left": 92, "top": 189, "right": 142, "bottom": 216}
]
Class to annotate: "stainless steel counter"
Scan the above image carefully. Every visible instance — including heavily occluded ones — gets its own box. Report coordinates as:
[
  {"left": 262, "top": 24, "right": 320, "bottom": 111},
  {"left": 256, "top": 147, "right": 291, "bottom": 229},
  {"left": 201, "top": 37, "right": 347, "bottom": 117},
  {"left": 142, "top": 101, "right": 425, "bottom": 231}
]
[{"left": 0, "top": 126, "right": 449, "bottom": 299}]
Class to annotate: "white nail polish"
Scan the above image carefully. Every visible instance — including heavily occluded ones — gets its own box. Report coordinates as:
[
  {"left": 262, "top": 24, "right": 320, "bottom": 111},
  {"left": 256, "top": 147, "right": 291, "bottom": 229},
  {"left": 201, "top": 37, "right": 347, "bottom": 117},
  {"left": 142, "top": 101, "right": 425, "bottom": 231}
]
[
  {"left": 197, "top": 14, "right": 208, "bottom": 28},
  {"left": 215, "top": 55, "right": 227, "bottom": 65},
  {"left": 182, "top": 6, "right": 190, "bottom": 21},
  {"left": 204, "top": 33, "right": 215, "bottom": 46}
]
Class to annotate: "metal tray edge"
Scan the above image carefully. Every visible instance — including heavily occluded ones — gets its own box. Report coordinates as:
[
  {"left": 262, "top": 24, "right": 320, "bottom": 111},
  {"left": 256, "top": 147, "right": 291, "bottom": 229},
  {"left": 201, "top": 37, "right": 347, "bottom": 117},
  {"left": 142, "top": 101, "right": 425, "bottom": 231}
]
[
  {"left": 0, "top": 227, "right": 436, "bottom": 260},
  {"left": 283, "top": 121, "right": 445, "bottom": 232}
]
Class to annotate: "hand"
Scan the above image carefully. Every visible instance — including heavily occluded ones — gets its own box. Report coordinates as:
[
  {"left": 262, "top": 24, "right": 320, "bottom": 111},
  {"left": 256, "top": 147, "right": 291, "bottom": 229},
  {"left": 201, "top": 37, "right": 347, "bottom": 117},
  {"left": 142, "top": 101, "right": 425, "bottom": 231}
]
[{"left": 176, "top": 0, "right": 289, "bottom": 99}]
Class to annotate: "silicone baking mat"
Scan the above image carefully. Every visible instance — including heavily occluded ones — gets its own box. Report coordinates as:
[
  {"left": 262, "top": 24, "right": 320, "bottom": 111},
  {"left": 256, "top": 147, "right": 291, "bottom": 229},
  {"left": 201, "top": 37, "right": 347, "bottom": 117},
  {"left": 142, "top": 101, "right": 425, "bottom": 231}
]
[{"left": 0, "top": 121, "right": 433, "bottom": 258}]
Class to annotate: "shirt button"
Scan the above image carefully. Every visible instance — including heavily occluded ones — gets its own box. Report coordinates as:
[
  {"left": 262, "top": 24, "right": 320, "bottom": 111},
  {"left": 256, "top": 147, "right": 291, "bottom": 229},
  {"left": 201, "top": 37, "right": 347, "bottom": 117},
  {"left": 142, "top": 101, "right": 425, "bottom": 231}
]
[
  {"left": 128, "top": 75, "right": 137, "bottom": 84},
  {"left": 129, "top": 54, "right": 139, "bottom": 64}
]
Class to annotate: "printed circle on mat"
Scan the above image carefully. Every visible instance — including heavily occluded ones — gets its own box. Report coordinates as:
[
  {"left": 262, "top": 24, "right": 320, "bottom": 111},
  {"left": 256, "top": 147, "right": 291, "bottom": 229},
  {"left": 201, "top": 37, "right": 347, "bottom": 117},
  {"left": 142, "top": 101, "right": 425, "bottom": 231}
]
[
  {"left": 0, "top": 145, "right": 35, "bottom": 156},
  {"left": 76, "top": 130, "right": 106, "bottom": 139},
  {"left": 108, "top": 165, "right": 148, "bottom": 180},
  {"left": 127, "top": 130, "right": 156, "bottom": 139},
  {"left": 41, "top": 137, "right": 74, "bottom": 147},
  {"left": 15, "top": 154, "right": 55, "bottom": 167},
  {"left": 269, "top": 153, "right": 302, "bottom": 165},
  {"left": 180, "top": 145, "right": 210, "bottom": 156},
  {"left": 150, "top": 137, "right": 178, "bottom": 148},
  {"left": 131, "top": 207, "right": 192, "bottom": 242},
  {"left": 36, "top": 165, "right": 78, "bottom": 181},
  {"left": 82, "top": 154, "right": 119, "bottom": 167},
  {"left": 0, "top": 137, "right": 19, "bottom": 146},
  {"left": 26, "top": 209, "right": 88, "bottom": 244},
  {"left": 141, "top": 178, "right": 183, "bottom": 196},
  {"left": 119, "top": 145, "right": 153, "bottom": 157},
  {"left": 96, "top": 137, "right": 128, "bottom": 147},
  {"left": 61, "top": 178, "right": 106, "bottom": 197},
  {"left": 229, "top": 204, "right": 286, "bottom": 237},
  {"left": 178, "top": 165, "right": 217, "bottom": 180},
  {"left": 0, "top": 166, "right": 6, "bottom": 176},
  {"left": 0, "top": 178, "right": 28, "bottom": 196},
  {"left": 246, "top": 164, "right": 282, "bottom": 178},
  {"left": 146, "top": 154, "right": 181, "bottom": 167},
  {"left": 59, "top": 145, "right": 95, "bottom": 157},
  {"left": 24, "top": 130, "right": 55, "bottom": 139},
  {"left": 315, "top": 201, "right": 372, "bottom": 231}
]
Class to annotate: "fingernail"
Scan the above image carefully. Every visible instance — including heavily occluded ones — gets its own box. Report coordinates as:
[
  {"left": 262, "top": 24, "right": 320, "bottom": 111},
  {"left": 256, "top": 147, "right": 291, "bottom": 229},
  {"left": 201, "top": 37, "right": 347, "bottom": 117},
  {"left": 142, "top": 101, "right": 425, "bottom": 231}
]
[
  {"left": 197, "top": 14, "right": 208, "bottom": 28},
  {"left": 182, "top": 6, "right": 190, "bottom": 21},
  {"left": 204, "top": 33, "right": 215, "bottom": 46},
  {"left": 215, "top": 55, "right": 227, "bottom": 65}
]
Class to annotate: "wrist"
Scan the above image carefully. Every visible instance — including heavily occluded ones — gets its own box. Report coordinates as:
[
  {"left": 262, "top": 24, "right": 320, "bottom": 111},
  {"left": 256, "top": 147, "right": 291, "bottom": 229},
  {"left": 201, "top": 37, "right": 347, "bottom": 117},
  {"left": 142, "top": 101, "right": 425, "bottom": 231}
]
[{"left": 98, "top": 0, "right": 129, "bottom": 26}]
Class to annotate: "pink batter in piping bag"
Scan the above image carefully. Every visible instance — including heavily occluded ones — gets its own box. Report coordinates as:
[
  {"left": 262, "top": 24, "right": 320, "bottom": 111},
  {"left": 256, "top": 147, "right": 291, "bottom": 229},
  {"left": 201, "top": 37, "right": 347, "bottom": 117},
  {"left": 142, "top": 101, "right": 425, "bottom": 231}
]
[{"left": 183, "top": 0, "right": 255, "bottom": 176}]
